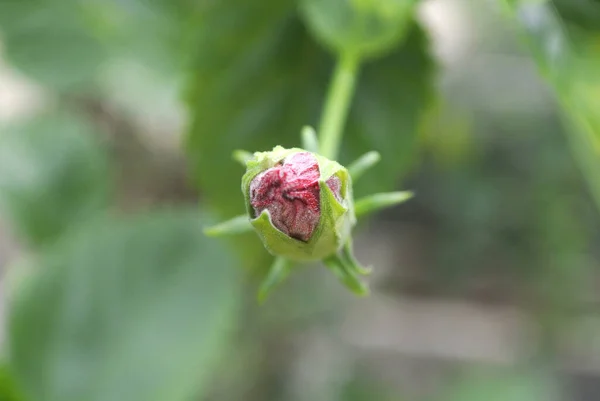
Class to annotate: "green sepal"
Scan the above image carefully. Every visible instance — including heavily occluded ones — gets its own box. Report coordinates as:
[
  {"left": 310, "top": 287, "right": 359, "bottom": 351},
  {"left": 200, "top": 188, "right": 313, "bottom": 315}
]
[
  {"left": 232, "top": 150, "right": 253, "bottom": 167},
  {"left": 347, "top": 151, "right": 381, "bottom": 182},
  {"left": 323, "top": 254, "right": 369, "bottom": 296},
  {"left": 203, "top": 214, "right": 252, "bottom": 237},
  {"left": 257, "top": 257, "right": 293, "bottom": 304},
  {"left": 354, "top": 190, "right": 414, "bottom": 217},
  {"left": 301, "top": 126, "right": 320, "bottom": 153},
  {"left": 341, "top": 239, "right": 372, "bottom": 276}
]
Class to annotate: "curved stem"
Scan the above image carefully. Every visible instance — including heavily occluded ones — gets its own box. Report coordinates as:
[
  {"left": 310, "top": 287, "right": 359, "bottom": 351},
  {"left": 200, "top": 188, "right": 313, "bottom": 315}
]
[{"left": 318, "top": 53, "right": 361, "bottom": 160}]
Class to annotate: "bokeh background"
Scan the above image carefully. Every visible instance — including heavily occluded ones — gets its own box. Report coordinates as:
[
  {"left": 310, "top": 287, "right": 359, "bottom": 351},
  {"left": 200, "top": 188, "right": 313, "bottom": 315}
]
[{"left": 1, "top": 0, "right": 600, "bottom": 400}]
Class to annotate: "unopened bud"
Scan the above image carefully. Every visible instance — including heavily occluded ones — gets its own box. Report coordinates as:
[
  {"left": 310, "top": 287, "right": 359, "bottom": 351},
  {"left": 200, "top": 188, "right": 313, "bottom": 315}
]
[{"left": 242, "top": 146, "right": 355, "bottom": 261}]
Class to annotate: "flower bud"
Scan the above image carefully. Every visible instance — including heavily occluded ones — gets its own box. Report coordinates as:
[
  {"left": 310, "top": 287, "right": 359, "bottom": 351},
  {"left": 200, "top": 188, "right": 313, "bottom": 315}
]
[{"left": 242, "top": 146, "right": 355, "bottom": 261}]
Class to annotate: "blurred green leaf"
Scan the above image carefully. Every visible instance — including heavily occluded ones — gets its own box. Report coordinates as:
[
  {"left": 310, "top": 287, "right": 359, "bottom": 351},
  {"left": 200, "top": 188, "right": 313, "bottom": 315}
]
[
  {"left": 443, "top": 370, "right": 552, "bottom": 401},
  {"left": 344, "top": 25, "right": 434, "bottom": 197},
  {"left": 92, "top": 0, "right": 198, "bottom": 129},
  {"left": 503, "top": 1, "right": 600, "bottom": 208},
  {"left": 0, "top": 0, "right": 197, "bottom": 90},
  {"left": 8, "top": 211, "right": 240, "bottom": 401},
  {"left": 184, "top": 1, "right": 434, "bottom": 264},
  {"left": 0, "top": 112, "right": 111, "bottom": 248},
  {"left": 552, "top": 0, "right": 600, "bottom": 30},
  {"left": 85, "top": 0, "right": 194, "bottom": 75},
  {"left": 300, "top": 0, "right": 418, "bottom": 59},
  {"left": 0, "top": 363, "right": 26, "bottom": 401},
  {"left": 185, "top": 1, "right": 323, "bottom": 219},
  {"left": 0, "top": 1, "right": 107, "bottom": 90},
  {"left": 340, "top": 377, "right": 400, "bottom": 401}
]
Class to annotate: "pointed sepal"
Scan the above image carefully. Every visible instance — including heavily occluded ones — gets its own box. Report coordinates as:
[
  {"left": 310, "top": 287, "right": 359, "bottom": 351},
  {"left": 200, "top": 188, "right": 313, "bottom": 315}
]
[
  {"left": 347, "top": 151, "right": 381, "bottom": 182},
  {"left": 354, "top": 191, "right": 414, "bottom": 218},
  {"left": 301, "top": 126, "right": 319, "bottom": 153},
  {"left": 258, "top": 257, "right": 293, "bottom": 304},
  {"left": 323, "top": 254, "right": 369, "bottom": 296},
  {"left": 232, "top": 149, "right": 253, "bottom": 167},
  {"left": 203, "top": 215, "right": 252, "bottom": 237}
]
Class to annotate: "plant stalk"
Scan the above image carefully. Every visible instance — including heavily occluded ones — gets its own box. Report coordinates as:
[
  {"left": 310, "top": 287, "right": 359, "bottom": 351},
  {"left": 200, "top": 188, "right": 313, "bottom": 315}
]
[{"left": 318, "top": 53, "right": 361, "bottom": 160}]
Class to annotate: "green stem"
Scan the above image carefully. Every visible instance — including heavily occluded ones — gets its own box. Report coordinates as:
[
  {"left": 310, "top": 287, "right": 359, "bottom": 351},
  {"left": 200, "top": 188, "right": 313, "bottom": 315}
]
[{"left": 318, "top": 53, "right": 361, "bottom": 160}]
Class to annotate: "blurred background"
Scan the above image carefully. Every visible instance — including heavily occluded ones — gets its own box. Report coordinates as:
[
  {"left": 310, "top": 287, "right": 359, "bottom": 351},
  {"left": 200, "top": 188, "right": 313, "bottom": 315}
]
[{"left": 1, "top": 0, "right": 600, "bottom": 400}]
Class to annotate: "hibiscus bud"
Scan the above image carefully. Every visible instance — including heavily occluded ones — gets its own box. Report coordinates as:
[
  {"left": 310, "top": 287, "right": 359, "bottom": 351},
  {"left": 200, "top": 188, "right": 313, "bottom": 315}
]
[{"left": 242, "top": 146, "right": 355, "bottom": 261}]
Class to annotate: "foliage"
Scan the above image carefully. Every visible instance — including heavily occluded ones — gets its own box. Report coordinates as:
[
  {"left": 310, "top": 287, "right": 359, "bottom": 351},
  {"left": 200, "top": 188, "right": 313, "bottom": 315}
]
[
  {"left": 0, "top": 363, "right": 25, "bottom": 401},
  {"left": 0, "top": 104, "right": 240, "bottom": 401},
  {"left": 300, "top": 0, "right": 418, "bottom": 58},
  {"left": 0, "top": 0, "right": 106, "bottom": 90},
  {"left": 0, "top": 112, "right": 111, "bottom": 248},
  {"left": 443, "top": 369, "right": 553, "bottom": 401},
  {"left": 9, "top": 211, "right": 239, "bottom": 401},
  {"left": 503, "top": 0, "right": 600, "bottom": 206},
  {"left": 0, "top": 0, "right": 193, "bottom": 90},
  {"left": 184, "top": 0, "right": 434, "bottom": 267},
  {"left": 0, "top": 0, "right": 599, "bottom": 400}
]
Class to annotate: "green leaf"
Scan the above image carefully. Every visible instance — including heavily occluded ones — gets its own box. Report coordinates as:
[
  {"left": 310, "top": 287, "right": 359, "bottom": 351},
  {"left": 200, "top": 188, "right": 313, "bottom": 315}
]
[
  {"left": 185, "top": 2, "right": 324, "bottom": 218},
  {"left": 0, "top": 1, "right": 106, "bottom": 90},
  {"left": 443, "top": 369, "right": 553, "bottom": 401},
  {"left": 300, "top": 0, "right": 418, "bottom": 59},
  {"left": 184, "top": 1, "right": 435, "bottom": 263},
  {"left": 0, "top": 112, "right": 111, "bottom": 248},
  {"left": 88, "top": 0, "right": 195, "bottom": 76},
  {"left": 0, "top": 363, "right": 26, "bottom": 401},
  {"left": 0, "top": 0, "right": 195, "bottom": 90},
  {"left": 344, "top": 24, "right": 435, "bottom": 198},
  {"left": 552, "top": 0, "right": 600, "bottom": 30},
  {"left": 502, "top": 1, "right": 600, "bottom": 208},
  {"left": 340, "top": 377, "right": 402, "bottom": 401},
  {"left": 8, "top": 211, "right": 240, "bottom": 401}
]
